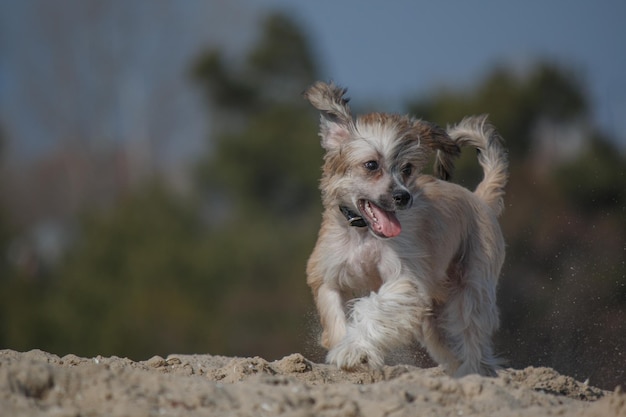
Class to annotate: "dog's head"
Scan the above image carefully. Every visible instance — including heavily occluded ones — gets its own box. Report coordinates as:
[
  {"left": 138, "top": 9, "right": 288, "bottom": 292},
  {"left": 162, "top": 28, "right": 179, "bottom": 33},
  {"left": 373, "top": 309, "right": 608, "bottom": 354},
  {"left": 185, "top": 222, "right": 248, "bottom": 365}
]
[{"left": 304, "top": 81, "right": 460, "bottom": 239}]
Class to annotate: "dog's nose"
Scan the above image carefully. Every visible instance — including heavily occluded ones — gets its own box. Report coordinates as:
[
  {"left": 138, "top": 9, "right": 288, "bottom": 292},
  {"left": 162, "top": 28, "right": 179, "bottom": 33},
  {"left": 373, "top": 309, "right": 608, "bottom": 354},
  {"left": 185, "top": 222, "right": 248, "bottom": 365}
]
[{"left": 393, "top": 190, "right": 412, "bottom": 209}]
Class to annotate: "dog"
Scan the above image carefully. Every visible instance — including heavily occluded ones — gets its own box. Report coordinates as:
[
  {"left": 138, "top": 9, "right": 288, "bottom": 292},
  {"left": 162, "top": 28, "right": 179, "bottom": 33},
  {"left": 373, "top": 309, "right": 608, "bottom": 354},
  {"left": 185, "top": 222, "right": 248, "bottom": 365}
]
[{"left": 303, "top": 81, "right": 508, "bottom": 377}]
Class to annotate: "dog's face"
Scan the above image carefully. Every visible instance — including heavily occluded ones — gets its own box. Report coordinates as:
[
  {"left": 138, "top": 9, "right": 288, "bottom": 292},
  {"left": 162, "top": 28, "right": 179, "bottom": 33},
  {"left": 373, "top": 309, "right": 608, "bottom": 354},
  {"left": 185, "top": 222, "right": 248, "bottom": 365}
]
[{"left": 304, "top": 82, "right": 459, "bottom": 239}]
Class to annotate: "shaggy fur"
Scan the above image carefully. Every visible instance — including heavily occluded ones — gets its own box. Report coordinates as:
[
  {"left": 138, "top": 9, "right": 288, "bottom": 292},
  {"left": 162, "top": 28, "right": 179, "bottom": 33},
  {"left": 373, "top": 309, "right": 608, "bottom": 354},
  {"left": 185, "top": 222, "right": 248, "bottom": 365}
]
[{"left": 304, "top": 81, "right": 508, "bottom": 377}]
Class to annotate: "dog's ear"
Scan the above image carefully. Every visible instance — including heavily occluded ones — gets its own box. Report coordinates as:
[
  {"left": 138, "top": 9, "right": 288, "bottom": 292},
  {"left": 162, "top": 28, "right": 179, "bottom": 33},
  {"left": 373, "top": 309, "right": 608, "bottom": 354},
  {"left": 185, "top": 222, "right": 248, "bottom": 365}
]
[
  {"left": 303, "top": 81, "right": 353, "bottom": 151},
  {"left": 413, "top": 121, "right": 461, "bottom": 180}
]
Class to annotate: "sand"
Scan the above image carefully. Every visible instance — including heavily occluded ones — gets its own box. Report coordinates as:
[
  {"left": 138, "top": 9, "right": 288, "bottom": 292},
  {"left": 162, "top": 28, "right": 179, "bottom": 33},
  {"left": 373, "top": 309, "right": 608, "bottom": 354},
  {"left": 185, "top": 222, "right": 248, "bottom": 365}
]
[{"left": 1, "top": 349, "right": 624, "bottom": 416}]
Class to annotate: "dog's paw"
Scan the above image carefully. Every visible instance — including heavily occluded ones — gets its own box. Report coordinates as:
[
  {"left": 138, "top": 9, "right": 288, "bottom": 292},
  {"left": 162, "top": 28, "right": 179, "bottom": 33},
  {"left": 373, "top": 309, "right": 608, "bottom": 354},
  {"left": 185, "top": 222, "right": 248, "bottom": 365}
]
[{"left": 326, "top": 339, "right": 383, "bottom": 371}]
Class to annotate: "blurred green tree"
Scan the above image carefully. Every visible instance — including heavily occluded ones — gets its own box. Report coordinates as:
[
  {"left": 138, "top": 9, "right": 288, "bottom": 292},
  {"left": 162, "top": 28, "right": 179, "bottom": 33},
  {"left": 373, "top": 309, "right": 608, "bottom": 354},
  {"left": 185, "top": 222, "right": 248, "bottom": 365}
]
[
  {"left": 0, "top": 126, "right": 24, "bottom": 349},
  {"left": 190, "top": 12, "right": 323, "bottom": 358},
  {"left": 0, "top": 127, "right": 8, "bottom": 277},
  {"left": 409, "top": 63, "right": 587, "bottom": 157},
  {"left": 8, "top": 12, "right": 324, "bottom": 361},
  {"left": 408, "top": 63, "right": 589, "bottom": 189},
  {"left": 43, "top": 185, "right": 225, "bottom": 358},
  {"left": 555, "top": 135, "right": 626, "bottom": 212}
]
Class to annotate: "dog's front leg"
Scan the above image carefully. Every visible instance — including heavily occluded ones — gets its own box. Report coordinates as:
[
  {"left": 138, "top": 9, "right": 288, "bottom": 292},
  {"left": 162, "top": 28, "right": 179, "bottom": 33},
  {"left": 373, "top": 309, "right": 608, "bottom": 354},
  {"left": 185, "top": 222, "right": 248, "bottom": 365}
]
[
  {"left": 327, "top": 279, "right": 425, "bottom": 370},
  {"left": 315, "top": 283, "right": 348, "bottom": 349}
]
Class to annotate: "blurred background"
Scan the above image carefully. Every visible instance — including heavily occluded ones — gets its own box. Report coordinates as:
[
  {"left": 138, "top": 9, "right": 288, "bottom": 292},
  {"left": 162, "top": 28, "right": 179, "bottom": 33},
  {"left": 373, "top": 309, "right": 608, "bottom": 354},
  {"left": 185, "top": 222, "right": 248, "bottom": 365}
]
[{"left": 0, "top": 0, "right": 624, "bottom": 390}]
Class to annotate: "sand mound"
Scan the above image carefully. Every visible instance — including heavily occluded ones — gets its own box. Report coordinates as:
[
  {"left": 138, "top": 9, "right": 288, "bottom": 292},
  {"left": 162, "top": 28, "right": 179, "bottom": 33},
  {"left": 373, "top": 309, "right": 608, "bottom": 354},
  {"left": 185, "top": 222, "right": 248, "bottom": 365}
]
[{"left": 1, "top": 349, "right": 624, "bottom": 416}]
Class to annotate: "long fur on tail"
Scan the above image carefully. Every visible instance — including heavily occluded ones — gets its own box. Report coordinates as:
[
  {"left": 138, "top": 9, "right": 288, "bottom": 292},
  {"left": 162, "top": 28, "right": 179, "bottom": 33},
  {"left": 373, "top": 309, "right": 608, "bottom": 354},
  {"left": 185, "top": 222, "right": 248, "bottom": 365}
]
[{"left": 441, "top": 115, "right": 508, "bottom": 216}]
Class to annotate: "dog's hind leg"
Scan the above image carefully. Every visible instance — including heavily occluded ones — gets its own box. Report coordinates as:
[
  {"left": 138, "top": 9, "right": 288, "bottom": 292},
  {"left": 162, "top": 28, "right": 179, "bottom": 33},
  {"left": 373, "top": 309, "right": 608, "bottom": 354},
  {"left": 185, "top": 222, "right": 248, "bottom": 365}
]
[
  {"left": 418, "top": 314, "right": 462, "bottom": 374},
  {"left": 326, "top": 279, "right": 426, "bottom": 370},
  {"left": 439, "top": 269, "right": 501, "bottom": 377}
]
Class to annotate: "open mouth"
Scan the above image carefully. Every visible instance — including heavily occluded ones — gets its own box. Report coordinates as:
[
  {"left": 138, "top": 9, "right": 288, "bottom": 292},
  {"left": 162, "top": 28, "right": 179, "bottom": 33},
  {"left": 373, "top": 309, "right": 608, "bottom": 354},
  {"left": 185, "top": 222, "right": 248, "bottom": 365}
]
[{"left": 357, "top": 199, "right": 402, "bottom": 238}]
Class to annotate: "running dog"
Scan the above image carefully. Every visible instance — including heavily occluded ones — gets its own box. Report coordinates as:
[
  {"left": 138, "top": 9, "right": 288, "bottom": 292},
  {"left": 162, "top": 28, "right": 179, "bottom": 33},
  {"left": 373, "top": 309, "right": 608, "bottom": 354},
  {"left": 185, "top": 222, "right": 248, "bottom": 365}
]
[{"left": 304, "top": 81, "right": 508, "bottom": 376}]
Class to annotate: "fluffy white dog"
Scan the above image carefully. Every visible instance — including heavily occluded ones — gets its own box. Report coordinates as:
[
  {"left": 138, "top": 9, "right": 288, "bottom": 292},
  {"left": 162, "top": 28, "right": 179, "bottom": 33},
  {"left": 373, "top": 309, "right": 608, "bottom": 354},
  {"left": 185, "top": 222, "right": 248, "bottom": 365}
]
[{"left": 304, "top": 82, "right": 508, "bottom": 377}]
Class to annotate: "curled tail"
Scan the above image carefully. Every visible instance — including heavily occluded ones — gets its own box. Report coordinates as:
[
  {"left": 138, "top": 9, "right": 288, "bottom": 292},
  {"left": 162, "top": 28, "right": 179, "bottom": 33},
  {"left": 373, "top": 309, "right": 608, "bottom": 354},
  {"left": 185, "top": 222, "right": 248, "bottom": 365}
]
[{"left": 440, "top": 115, "right": 509, "bottom": 216}]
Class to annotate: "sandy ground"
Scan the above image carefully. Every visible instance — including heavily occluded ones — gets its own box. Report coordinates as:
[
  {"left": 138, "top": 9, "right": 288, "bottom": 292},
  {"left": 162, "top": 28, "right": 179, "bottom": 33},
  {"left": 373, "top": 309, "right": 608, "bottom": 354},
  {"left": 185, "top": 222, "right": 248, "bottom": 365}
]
[{"left": 1, "top": 349, "right": 624, "bottom": 417}]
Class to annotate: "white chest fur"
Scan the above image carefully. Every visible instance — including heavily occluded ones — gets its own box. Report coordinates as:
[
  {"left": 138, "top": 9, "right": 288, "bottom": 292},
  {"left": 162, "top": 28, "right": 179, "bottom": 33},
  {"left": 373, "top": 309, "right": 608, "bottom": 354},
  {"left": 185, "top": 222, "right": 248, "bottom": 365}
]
[{"left": 322, "top": 228, "right": 406, "bottom": 298}]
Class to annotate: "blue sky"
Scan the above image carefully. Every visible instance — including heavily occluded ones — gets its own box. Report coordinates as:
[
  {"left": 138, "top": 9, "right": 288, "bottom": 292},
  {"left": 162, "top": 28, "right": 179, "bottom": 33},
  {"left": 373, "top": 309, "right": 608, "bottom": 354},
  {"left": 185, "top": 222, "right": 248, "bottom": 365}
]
[{"left": 255, "top": 0, "right": 626, "bottom": 146}]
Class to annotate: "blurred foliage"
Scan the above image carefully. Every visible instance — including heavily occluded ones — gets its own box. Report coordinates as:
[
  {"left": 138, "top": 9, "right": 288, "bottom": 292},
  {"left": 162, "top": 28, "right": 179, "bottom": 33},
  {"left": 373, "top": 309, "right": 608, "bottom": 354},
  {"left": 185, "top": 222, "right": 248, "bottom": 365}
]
[
  {"left": 0, "top": 11, "right": 624, "bottom": 390},
  {"left": 0, "top": 128, "right": 8, "bottom": 274},
  {"left": 192, "top": 13, "right": 318, "bottom": 112},
  {"left": 0, "top": 127, "right": 16, "bottom": 344},
  {"left": 46, "top": 185, "right": 223, "bottom": 358},
  {"left": 189, "top": 12, "right": 322, "bottom": 358},
  {"left": 555, "top": 136, "right": 626, "bottom": 212},
  {"left": 409, "top": 63, "right": 587, "bottom": 159},
  {"left": 0, "top": 12, "right": 322, "bottom": 361}
]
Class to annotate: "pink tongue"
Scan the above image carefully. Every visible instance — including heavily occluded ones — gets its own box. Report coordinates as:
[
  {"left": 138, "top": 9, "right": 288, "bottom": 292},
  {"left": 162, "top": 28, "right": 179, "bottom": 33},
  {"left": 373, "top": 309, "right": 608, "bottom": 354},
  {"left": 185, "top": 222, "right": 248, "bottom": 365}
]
[{"left": 369, "top": 203, "right": 402, "bottom": 238}]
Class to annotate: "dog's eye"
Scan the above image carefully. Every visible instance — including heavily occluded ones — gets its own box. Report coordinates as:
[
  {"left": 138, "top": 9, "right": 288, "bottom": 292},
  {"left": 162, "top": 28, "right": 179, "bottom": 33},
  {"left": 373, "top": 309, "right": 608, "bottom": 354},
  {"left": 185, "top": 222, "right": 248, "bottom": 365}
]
[
  {"left": 401, "top": 164, "right": 413, "bottom": 176},
  {"left": 364, "top": 160, "right": 379, "bottom": 171}
]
